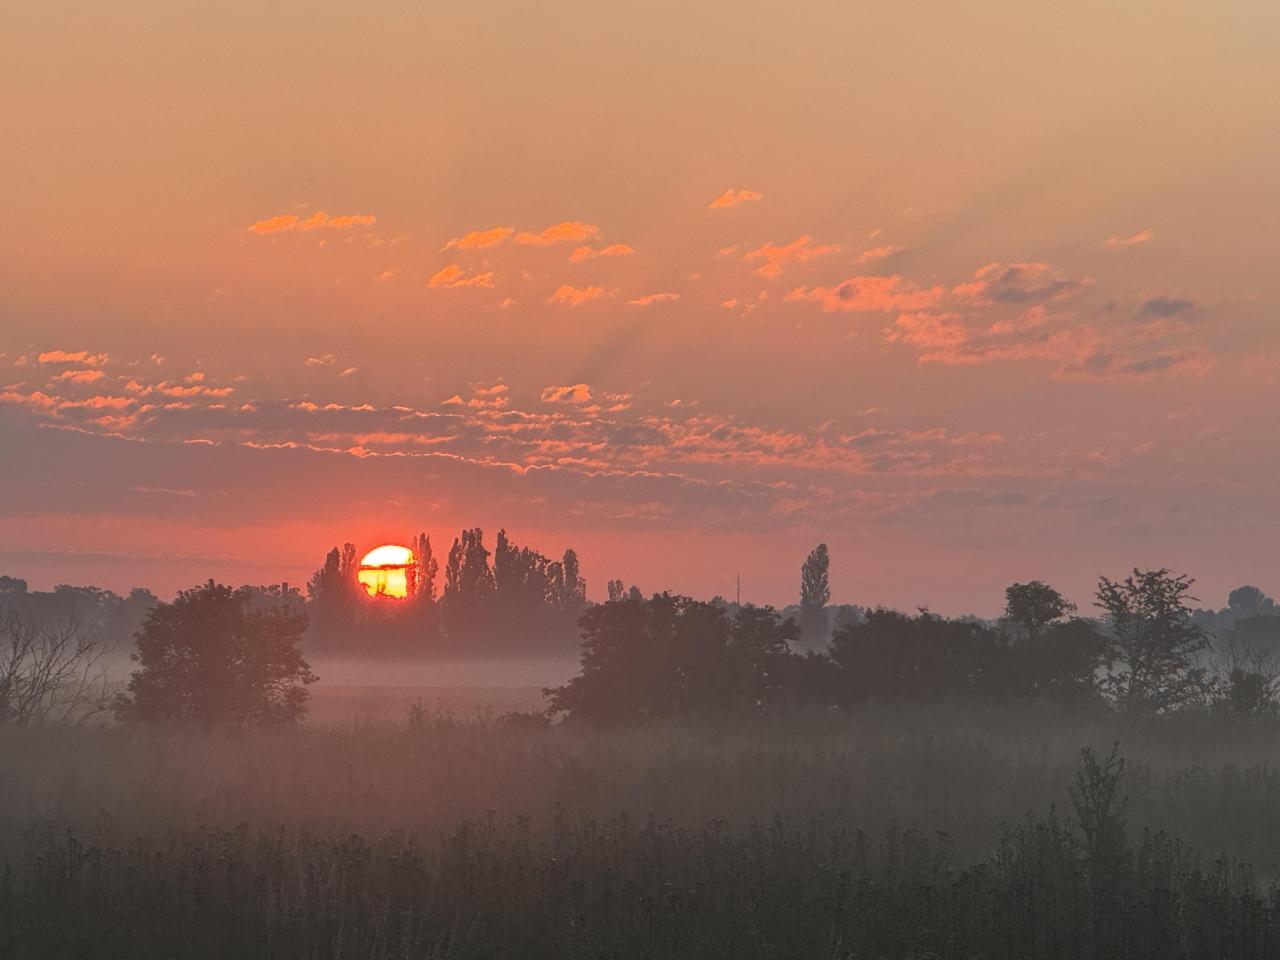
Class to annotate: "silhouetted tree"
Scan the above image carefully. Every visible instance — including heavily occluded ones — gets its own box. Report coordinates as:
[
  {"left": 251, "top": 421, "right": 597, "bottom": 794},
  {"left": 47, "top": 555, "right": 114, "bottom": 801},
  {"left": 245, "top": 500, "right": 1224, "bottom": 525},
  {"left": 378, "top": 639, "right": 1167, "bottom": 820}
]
[
  {"left": 115, "top": 580, "right": 316, "bottom": 726},
  {"left": 443, "top": 528, "right": 495, "bottom": 647},
  {"left": 1228, "top": 585, "right": 1276, "bottom": 619},
  {"left": 548, "top": 595, "right": 806, "bottom": 722},
  {"left": 411, "top": 532, "right": 439, "bottom": 602},
  {"left": 1095, "top": 568, "right": 1209, "bottom": 714},
  {"left": 1004, "top": 581, "right": 1075, "bottom": 641},
  {"left": 829, "top": 608, "right": 1003, "bottom": 703},
  {"left": 799, "top": 544, "right": 831, "bottom": 644},
  {"left": 1, "top": 607, "right": 113, "bottom": 726}
]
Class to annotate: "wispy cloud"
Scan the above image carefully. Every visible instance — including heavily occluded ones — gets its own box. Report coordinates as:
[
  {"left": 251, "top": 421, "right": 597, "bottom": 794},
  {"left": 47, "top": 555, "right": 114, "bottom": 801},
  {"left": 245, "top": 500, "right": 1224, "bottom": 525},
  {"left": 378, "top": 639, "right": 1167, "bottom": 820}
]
[
  {"left": 247, "top": 211, "right": 376, "bottom": 234},
  {"left": 1105, "top": 228, "right": 1155, "bottom": 248},
  {"left": 37, "top": 350, "right": 108, "bottom": 366},
  {"left": 744, "top": 235, "right": 842, "bottom": 278},
  {"left": 855, "top": 244, "right": 905, "bottom": 264},
  {"left": 786, "top": 275, "right": 944, "bottom": 312},
  {"left": 708, "top": 189, "right": 763, "bottom": 209},
  {"left": 516, "top": 221, "right": 601, "bottom": 246},
  {"left": 428, "top": 265, "right": 495, "bottom": 289},
  {"left": 628, "top": 292, "right": 680, "bottom": 307},
  {"left": 569, "top": 243, "right": 634, "bottom": 263},
  {"left": 548, "top": 284, "right": 606, "bottom": 306},
  {"left": 443, "top": 226, "right": 515, "bottom": 250}
]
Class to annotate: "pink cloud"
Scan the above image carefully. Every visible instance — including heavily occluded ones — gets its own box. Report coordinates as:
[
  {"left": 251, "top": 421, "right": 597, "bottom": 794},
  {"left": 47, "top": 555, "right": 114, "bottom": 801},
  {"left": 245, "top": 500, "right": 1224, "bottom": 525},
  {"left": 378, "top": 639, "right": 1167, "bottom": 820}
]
[
  {"left": 787, "top": 275, "right": 945, "bottom": 312},
  {"left": 953, "top": 262, "right": 1090, "bottom": 304},
  {"left": 540, "top": 384, "right": 593, "bottom": 404},
  {"left": 247, "top": 214, "right": 299, "bottom": 234},
  {"left": 248, "top": 211, "right": 376, "bottom": 234},
  {"left": 53, "top": 368, "right": 106, "bottom": 384},
  {"left": 548, "top": 285, "right": 606, "bottom": 306},
  {"left": 516, "top": 221, "right": 602, "bottom": 246},
  {"left": 443, "top": 226, "right": 515, "bottom": 250},
  {"left": 855, "top": 244, "right": 905, "bottom": 264},
  {"left": 1105, "top": 228, "right": 1155, "bottom": 248},
  {"left": 628, "top": 292, "right": 680, "bottom": 307},
  {"left": 708, "top": 189, "right": 764, "bottom": 209},
  {"left": 37, "top": 350, "right": 108, "bottom": 366},
  {"left": 569, "top": 243, "right": 635, "bottom": 263},
  {"left": 428, "top": 265, "right": 495, "bottom": 289},
  {"left": 744, "top": 235, "right": 842, "bottom": 278}
]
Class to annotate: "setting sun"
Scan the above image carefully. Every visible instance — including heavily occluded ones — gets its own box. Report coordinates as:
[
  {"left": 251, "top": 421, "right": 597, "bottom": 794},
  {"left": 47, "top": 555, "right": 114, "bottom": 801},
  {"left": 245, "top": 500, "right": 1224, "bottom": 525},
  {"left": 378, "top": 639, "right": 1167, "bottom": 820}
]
[{"left": 356, "top": 544, "right": 414, "bottom": 599}]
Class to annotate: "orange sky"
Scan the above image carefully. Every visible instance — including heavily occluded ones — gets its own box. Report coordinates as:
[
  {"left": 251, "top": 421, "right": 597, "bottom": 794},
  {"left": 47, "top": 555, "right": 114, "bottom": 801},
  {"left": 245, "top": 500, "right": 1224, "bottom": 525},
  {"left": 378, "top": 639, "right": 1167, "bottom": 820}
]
[{"left": 2, "top": 1, "right": 1278, "bottom": 614}]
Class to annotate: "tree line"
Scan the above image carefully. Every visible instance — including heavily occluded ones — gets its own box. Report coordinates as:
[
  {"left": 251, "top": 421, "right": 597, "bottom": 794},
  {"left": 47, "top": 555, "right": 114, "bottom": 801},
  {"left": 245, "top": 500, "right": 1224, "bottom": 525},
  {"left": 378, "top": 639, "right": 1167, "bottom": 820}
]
[
  {"left": 548, "top": 565, "right": 1280, "bottom": 723},
  {"left": 6, "top": 539, "right": 1280, "bottom": 728},
  {"left": 305, "top": 528, "right": 587, "bottom": 655}
]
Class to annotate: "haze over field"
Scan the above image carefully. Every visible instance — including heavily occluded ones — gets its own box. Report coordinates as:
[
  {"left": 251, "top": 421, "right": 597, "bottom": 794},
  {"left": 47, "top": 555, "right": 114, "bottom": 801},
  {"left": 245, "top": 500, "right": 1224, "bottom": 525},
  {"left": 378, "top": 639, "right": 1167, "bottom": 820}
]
[{"left": 3, "top": 1, "right": 1279, "bottom": 614}]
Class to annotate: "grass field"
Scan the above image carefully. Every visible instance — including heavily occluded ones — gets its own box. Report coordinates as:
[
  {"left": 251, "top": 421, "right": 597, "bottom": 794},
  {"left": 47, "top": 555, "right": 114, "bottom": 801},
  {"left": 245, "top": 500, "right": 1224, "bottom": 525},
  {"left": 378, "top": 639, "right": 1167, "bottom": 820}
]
[{"left": 7, "top": 685, "right": 1280, "bottom": 957}]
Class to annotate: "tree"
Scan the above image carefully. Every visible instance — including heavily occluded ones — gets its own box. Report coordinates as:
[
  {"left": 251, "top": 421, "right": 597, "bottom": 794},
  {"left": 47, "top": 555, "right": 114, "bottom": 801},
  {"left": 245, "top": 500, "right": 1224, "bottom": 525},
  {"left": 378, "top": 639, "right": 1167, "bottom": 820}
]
[
  {"left": 1227, "top": 585, "right": 1276, "bottom": 619},
  {"left": 411, "top": 532, "right": 439, "bottom": 602},
  {"left": 115, "top": 580, "right": 316, "bottom": 726},
  {"left": 829, "top": 608, "right": 1003, "bottom": 703},
  {"left": 547, "top": 595, "right": 806, "bottom": 722},
  {"left": 1003, "top": 581, "right": 1075, "bottom": 641},
  {"left": 799, "top": 544, "right": 831, "bottom": 644},
  {"left": 1095, "top": 568, "right": 1209, "bottom": 714},
  {"left": 0, "top": 607, "right": 113, "bottom": 726}
]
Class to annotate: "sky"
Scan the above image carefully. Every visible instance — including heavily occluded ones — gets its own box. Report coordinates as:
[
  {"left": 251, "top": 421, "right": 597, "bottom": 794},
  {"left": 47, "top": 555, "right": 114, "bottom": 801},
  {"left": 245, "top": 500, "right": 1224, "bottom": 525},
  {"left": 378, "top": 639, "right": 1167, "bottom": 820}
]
[{"left": 2, "top": 0, "right": 1278, "bottom": 615}]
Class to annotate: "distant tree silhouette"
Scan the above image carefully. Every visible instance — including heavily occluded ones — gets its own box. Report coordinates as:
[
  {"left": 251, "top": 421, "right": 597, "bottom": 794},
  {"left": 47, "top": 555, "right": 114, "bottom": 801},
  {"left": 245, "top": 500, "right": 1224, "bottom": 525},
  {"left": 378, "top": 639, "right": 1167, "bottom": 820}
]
[
  {"left": 799, "top": 544, "right": 831, "bottom": 644},
  {"left": 443, "top": 528, "right": 496, "bottom": 648},
  {"left": 547, "top": 594, "right": 804, "bottom": 722},
  {"left": 411, "top": 532, "right": 439, "bottom": 602},
  {"left": 115, "top": 580, "right": 316, "bottom": 726},
  {"left": 1095, "top": 569, "right": 1209, "bottom": 714},
  {"left": 1228, "top": 585, "right": 1276, "bottom": 619},
  {"left": 830, "top": 608, "right": 1003, "bottom": 703},
  {"left": 1003, "top": 581, "right": 1075, "bottom": 641}
]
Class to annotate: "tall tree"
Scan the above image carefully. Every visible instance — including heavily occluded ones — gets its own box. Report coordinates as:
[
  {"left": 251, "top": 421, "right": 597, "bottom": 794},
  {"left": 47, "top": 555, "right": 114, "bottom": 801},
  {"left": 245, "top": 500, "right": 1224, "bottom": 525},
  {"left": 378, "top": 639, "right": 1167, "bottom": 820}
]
[
  {"left": 411, "top": 532, "right": 439, "bottom": 602},
  {"left": 115, "top": 580, "right": 316, "bottom": 726},
  {"left": 799, "top": 543, "right": 831, "bottom": 644},
  {"left": 1095, "top": 568, "right": 1209, "bottom": 714}
]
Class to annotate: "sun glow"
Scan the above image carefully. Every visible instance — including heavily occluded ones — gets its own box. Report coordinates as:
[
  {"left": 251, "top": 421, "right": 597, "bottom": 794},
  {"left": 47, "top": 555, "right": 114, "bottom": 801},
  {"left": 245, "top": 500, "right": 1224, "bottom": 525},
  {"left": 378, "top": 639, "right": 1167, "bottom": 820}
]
[{"left": 357, "top": 544, "right": 414, "bottom": 599}]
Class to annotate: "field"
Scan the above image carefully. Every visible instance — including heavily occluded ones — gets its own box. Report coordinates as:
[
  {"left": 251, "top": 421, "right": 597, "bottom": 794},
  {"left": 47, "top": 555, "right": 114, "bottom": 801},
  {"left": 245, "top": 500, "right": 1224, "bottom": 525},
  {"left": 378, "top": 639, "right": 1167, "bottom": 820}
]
[{"left": 7, "top": 675, "right": 1280, "bottom": 957}]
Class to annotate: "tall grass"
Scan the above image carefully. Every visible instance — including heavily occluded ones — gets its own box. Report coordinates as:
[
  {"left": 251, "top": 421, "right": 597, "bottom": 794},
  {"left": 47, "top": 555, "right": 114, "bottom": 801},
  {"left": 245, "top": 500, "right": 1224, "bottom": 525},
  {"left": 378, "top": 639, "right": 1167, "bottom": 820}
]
[{"left": 6, "top": 701, "right": 1280, "bottom": 956}]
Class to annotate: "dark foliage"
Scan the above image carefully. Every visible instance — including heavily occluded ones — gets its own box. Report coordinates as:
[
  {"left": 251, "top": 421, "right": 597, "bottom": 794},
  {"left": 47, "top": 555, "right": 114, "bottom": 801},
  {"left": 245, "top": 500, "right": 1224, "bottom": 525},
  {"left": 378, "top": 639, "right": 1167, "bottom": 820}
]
[
  {"left": 114, "top": 580, "right": 316, "bottom": 726},
  {"left": 546, "top": 594, "right": 802, "bottom": 722}
]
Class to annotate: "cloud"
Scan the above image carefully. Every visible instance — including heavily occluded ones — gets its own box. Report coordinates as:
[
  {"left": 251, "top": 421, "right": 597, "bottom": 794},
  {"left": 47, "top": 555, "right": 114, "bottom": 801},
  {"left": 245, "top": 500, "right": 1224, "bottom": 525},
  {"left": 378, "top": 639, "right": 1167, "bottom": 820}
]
[
  {"left": 443, "top": 226, "right": 515, "bottom": 250},
  {"left": 53, "top": 369, "right": 106, "bottom": 384},
  {"left": 708, "top": 189, "right": 764, "bottom": 209},
  {"left": 247, "top": 214, "right": 299, "bottom": 234},
  {"left": 428, "top": 265, "right": 496, "bottom": 289},
  {"left": 548, "top": 284, "right": 606, "bottom": 306},
  {"left": 247, "top": 211, "right": 376, "bottom": 234},
  {"left": 515, "top": 221, "right": 601, "bottom": 246},
  {"left": 569, "top": 243, "right": 634, "bottom": 263},
  {"left": 540, "top": 384, "right": 593, "bottom": 404},
  {"left": 953, "top": 262, "right": 1090, "bottom": 304},
  {"left": 855, "top": 244, "right": 905, "bottom": 264},
  {"left": 1105, "top": 228, "right": 1155, "bottom": 248},
  {"left": 1135, "top": 296, "right": 1195, "bottom": 320},
  {"left": 37, "top": 350, "right": 108, "bottom": 366},
  {"left": 744, "top": 235, "right": 842, "bottom": 278},
  {"left": 628, "top": 292, "right": 680, "bottom": 307},
  {"left": 305, "top": 354, "right": 335, "bottom": 367},
  {"left": 786, "top": 275, "right": 945, "bottom": 312}
]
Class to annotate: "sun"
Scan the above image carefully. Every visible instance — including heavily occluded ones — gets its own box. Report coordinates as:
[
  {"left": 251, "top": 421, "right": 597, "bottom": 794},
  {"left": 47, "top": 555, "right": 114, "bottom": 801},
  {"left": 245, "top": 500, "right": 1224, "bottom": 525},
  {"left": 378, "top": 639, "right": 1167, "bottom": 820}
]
[{"left": 357, "top": 544, "right": 415, "bottom": 599}]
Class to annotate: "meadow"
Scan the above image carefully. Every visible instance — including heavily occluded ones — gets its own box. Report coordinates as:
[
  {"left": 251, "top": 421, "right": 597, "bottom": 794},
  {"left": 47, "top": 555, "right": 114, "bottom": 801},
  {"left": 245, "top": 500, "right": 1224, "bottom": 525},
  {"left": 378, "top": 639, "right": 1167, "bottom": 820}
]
[{"left": 6, "top": 689, "right": 1280, "bottom": 957}]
